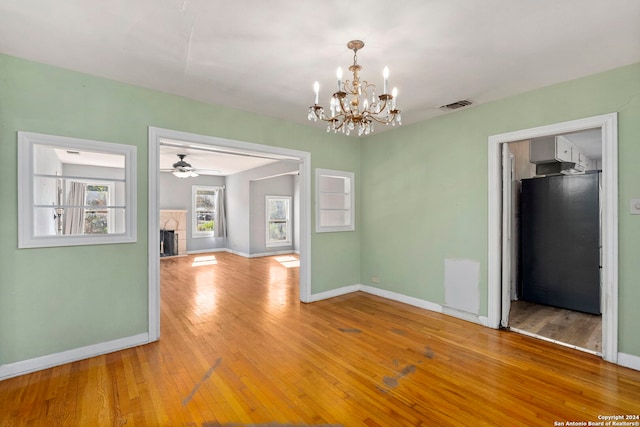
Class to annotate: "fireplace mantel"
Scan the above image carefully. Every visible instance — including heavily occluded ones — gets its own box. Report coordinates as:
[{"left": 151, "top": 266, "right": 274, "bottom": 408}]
[{"left": 160, "top": 210, "right": 187, "bottom": 255}]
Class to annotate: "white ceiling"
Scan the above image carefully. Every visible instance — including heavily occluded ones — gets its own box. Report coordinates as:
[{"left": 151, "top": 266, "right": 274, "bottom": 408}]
[
  {"left": 159, "top": 142, "right": 282, "bottom": 176},
  {"left": 1, "top": 0, "right": 639, "bottom": 135}
]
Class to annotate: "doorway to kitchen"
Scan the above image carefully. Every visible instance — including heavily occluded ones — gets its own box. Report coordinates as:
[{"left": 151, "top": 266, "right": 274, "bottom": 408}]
[
  {"left": 487, "top": 113, "right": 618, "bottom": 363},
  {"left": 502, "top": 135, "right": 602, "bottom": 354}
]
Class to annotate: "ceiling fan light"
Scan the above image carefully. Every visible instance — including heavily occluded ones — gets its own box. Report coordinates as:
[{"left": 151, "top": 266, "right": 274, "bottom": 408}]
[{"left": 172, "top": 170, "right": 192, "bottom": 178}]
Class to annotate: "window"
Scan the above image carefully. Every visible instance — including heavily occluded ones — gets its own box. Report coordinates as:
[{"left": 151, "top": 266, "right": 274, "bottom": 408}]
[
  {"left": 192, "top": 186, "right": 218, "bottom": 237},
  {"left": 316, "top": 168, "right": 355, "bottom": 232},
  {"left": 84, "top": 183, "right": 112, "bottom": 234},
  {"left": 266, "top": 196, "right": 292, "bottom": 247},
  {"left": 18, "top": 131, "right": 136, "bottom": 248}
]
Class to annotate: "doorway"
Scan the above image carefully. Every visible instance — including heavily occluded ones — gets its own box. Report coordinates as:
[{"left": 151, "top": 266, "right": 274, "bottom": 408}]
[
  {"left": 502, "top": 135, "right": 602, "bottom": 355},
  {"left": 147, "top": 127, "right": 312, "bottom": 342},
  {"left": 487, "top": 113, "right": 619, "bottom": 363}
]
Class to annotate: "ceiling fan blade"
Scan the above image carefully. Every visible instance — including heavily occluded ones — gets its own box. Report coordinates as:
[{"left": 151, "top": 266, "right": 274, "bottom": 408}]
[{"left": 193, "top": 169, "right": 221, "bottom": 175}]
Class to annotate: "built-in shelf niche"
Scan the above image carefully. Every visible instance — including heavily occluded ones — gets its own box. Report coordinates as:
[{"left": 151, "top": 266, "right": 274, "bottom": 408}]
[{"left": 315, "top": 168, "right": 355, "bottom": 233}]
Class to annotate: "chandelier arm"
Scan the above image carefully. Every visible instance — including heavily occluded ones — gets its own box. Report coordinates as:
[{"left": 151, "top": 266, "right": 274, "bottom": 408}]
[
  {"left": 359, "top": 81, "right": 374, "bottom": 99},
  {"left": 334, "top": 94, "right": 351, "bottom": 116},
  {"left": 366, "top": 114, "right": 397, "bottom": 125},
  {"left": 377, "top": 96, "right": 389, "bottom": 113}
]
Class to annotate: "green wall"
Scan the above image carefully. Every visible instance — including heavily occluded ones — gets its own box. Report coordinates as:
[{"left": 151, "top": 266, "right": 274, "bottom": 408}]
[
  {"left": 0, "top": 54, "right": 361, "bottom": 365},
  {"left": 360, "top": 62, "right": 640, "bottom": 357},
  {"left": 1, "top": 52, "right": 639, "bottom": 367}
]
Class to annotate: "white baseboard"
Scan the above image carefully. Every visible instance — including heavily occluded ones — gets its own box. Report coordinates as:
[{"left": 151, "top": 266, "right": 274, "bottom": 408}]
[
  {"left": 185, "top": 248, "right": 297, "bottom": 258},
  {"left": 247, "top": 250, "right": 295, "bottom": 258},
  {"left": 309, "top": 285, "right": 361, "bottom": 302},
  {"left": 5, "top": 287, "right": 636, "bottom": 381},
  {"left": 618, "top": 352, "right": 640, "bottom": 371},
  {"left": 359, "top": 285, "right": 444, "bottom": 314},
  {"left": 442, "top": 305, "right": 485, "bottom": 326},
  {"left": 310, "top": 284, "right": 446, "bottom": 317},
  {"left": 310, "top": 285, "right": 520, "bottom": 330},
  {"left": 0, "top": 332, "right": 150, "bottom": 381},
  {"left": 478, "top": 316, "right": 490, "bottom": 327},
  {"left": 223, "top": 248, "right": 295, "bottom": 259},
  {"left": 186, "top": 248, "right": 227, "bottom": 254},
  {"left": 225, "top": 248, "right": 251, "bottom": 258}
]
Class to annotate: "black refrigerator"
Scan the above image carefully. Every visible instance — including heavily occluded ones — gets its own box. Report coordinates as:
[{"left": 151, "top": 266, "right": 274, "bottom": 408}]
[{"left": 519, "top": 172, "right": 601, "bottom": 314}]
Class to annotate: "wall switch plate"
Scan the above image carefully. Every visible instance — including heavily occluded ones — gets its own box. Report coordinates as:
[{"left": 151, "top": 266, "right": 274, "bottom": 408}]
[{"left": 631, "top": 198, "right": 640, "bottom": 215}]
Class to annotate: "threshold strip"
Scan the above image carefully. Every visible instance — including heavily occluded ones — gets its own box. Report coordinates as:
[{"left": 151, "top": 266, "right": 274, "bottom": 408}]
[{"left": 509, "top": 327, "right": 601, "bottom": 357}]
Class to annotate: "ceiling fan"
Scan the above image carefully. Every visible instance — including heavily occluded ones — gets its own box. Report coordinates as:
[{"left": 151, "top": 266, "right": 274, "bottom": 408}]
[{"left": 161, "top": 154, "right": 220, "bottom": 178}]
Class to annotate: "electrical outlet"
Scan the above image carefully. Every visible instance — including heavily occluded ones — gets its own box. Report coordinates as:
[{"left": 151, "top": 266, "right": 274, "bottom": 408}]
[
  {"left": 371, "top": 275, "right": 380, "bottom": 284},
  {"left": 631, "top": 198, "right": 640, "bottom": 215}
]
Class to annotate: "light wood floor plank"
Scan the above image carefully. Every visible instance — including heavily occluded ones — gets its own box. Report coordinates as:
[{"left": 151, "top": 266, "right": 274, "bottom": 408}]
[{"left": 1, "top": 251, "right": 639, "bottom": 426}]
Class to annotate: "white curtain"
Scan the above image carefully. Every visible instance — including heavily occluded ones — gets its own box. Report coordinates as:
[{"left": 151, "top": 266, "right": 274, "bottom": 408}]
[
  {"left": 64, "top": 182, "right": 86, "bottom": 235},
  {"left": 214, "top": 188, "right": 227, "bottom": 238}
]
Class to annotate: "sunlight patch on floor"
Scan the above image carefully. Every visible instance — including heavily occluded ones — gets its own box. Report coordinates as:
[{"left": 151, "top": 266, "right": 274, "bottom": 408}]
[
  {"left": 275, "top": 255, "right": 299, "bottom": 268},
  {"left": 192, "top": 255, "right": 218, "bottom": 267}
]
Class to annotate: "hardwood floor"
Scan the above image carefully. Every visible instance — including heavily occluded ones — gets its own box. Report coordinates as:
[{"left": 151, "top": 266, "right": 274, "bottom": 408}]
[
  {"left": 508, "top": 299, "right": 602, "bottom": 353},
  {"left": 1, "top": 252, "right": 639, "bottom": 426}
]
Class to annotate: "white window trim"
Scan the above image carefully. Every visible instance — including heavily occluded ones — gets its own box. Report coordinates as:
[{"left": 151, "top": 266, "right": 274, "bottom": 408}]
[
  {"left": 192, "top": 185, "right": 220, "bottom": 238},
  {"left": 18, "top": 131, "right": 136, "bottom": 248},
  {"left": 266, "top": 195, "right": 292, "bottom": 248},
  {"left": 315, "top": 168, "right": 355, "bottom": 233}
]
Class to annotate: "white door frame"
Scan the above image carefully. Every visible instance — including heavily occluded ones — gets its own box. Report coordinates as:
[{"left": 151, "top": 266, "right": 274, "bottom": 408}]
[
  {"left": 500, "top": 144, "right": 514, "bottom": 328},
  {"left": 147, "top": 127, "right": 312, "bottom": 341},
  {"left": 487, "top": 113, "right": 618, "bottom": 363}
]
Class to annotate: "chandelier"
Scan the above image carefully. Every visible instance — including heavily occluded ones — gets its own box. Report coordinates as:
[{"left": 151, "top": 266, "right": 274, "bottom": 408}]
[{"left": 308, "top": 40, "right": 401, "bottom": 136}]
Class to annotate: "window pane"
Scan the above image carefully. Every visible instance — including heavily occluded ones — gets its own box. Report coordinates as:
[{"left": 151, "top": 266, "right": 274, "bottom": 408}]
[
  {"left": 86, "top": 185, "right": 109, "bottom": 207},
  {"left": 193, "top": 187, "right": 217, "bottom": 236},
  {"left": 196, "top": 211, "right": 215, "bottom": 232},
  {"left": 196, "top": 190, "right": 216, "bottom": 210},
  {"left": 84, "top": 210, "right": 108, "bottom": 234},
  {"left": 269, "top": 221, "right": 288, "bottom": 241},
  {"left": 269, "top": 199, "right": 289, "bottom": 220}
]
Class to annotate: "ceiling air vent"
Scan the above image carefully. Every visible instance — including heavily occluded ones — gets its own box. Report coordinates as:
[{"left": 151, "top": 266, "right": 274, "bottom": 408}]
[{"left": 439, "top": 100, "right": 472, "bottom": 111}]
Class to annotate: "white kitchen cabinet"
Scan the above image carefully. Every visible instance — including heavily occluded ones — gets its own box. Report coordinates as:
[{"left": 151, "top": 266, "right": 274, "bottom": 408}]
[{"left": 530, "top": 135, "right": 592, "bottom": 169}]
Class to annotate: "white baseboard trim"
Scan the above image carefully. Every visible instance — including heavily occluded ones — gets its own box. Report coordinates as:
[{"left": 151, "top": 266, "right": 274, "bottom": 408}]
[
  {"left": 186, "top": 248, "right": 297, "bottom": 258},
  {"left": 359, "top": 285, "right": 443, "bottom": 314},
  {"left": 309, "top": 285, "right": 361, "bottom": 302},
  {"left": 0, "top": 332, "right": 149, "bottom": 381},
  {"left": 618, "top": 352, "right": 640, "bottom": 371},
  {"left": 186, "top": 248, "right": 227, "bottom": 254},
  {"left": 478, "top": 316, "right": 490, "bottom": 327},
  {"left": 310, "top": 285, "right": 507, "bottom": 329},
  {"left": 225, "top": 248, "right": 251, "bottom": 258},
  {"left": 247, "top": 250, "right": 295, "bottom": 258},
  {"left": 223, "top": 248, "right": 295, "bottom": 259},
  {"left": 442, "top": 305, "right": 485, "bottom": 326}
]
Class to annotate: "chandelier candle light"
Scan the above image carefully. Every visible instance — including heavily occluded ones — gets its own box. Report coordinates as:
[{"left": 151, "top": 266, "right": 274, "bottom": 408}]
[{"left": 308, "top": 40, "right": 401, "bottom": 136}]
